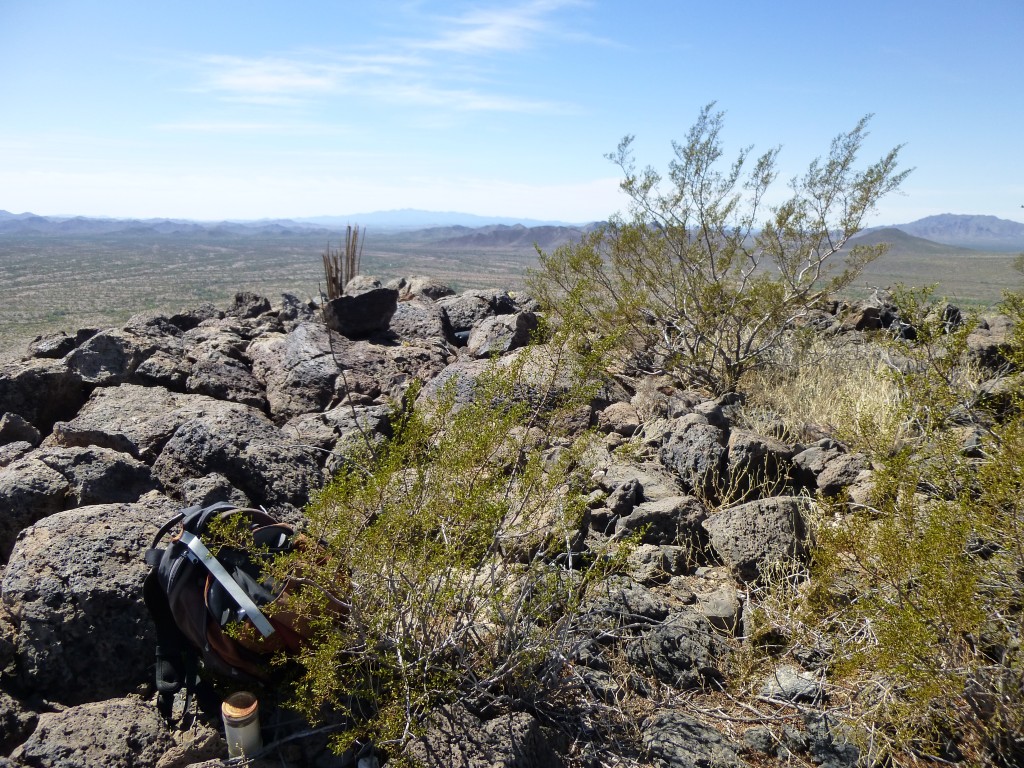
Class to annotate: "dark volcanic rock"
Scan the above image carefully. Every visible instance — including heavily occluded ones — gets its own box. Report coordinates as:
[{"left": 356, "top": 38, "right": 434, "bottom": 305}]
[
  {"left": 403, "top": 703, "right": 565, "bottom": 768},
  {"left": 27, "top": 332, "right": 77, "bottom": 359},
  {"left": 10, "top": 696, "right": 173, "bottom": 768},
  {"left": 388, "top": 298, "right": 455, "bottom": 344},
  {"left": 660, "top": 414, "right": 728, "bottom": 500},
  {"left": 438, "top": 289, "right": 520, "bottom": 333},
  {"left": 614, "top": 495, "right": 708, "bottom": 549},
  {"left": 0, "top": 358, "right": 86, "bottom": 433},
  {"left": 49, "top": 385, "right": 224, "bottom": 462},
  {"left": 64, "top": 327, "right": 178, "bottom": 387},
  {"left": 323, "top": 288, "right": 398, "bottom": 338},
  {"left": 642, "top": 710, "right": 748, "bottom": 768},
  {"left": 0, "top": 689, "right": 36, "bottom": 754},
  {"left": 249, "top": 322, "right": 342, "bottom": 419},
  {"left": 626, "top": 613, "right": 728, "bottom": 689},
  {"left": 466, "top": 312, "right": 539, "bottom": 359},
  {"left": 0, "top": 445, "right": 156, "bottom": 560},
  {"left": 387, "top": 275, "right": 456, "bottom": 302},
  {"left": 227, "top": 291, "right": 272, "bottom": 319},
  {"left": 726, "top": 428, "right": 794, "bottom": 500},
  {"left": 185, "top": 350, "right": 267, "bottom": 410},
  {"left": 151, "top": 400, "right": 321, "bottom": 509},
  {"left": 1, "top": 499, "right": 175, "bottom": 703},
  {"left": 0, "top": 412, "right": 42, "bottom": 447},
  {"left": 702, "top": 496, "right": 810, "bottom": 583}
]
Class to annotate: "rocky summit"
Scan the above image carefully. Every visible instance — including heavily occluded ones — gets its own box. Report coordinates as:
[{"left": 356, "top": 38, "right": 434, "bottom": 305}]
[{"left": 0, "top": 279, "right": 938, "bottom": 767}]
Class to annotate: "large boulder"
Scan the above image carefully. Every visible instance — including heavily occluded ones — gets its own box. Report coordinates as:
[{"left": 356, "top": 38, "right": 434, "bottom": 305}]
[
  {"left": 387, "top": 275, "right": 456, "bottom": 302},
  {"left": 403, "top": 703, "right": 565, "bottom": 768},
  {"left": 0, "top": 446, "right": 156, "bottom": 560},
  {"left": 614, "top": 495, "right": 708, "bottom": 551},
  {"left": 438, "top": 289, "right": 520, "bottom": 335},
  {"left": 281, "top": 403, "right": 391, "bottom": 464},
  {"left": 184, "top": 350, "right": 267, "bottom": 410},
  {"left": 702, "top": 496, "right": 811, "bottom": 583},
  {"left": 388, "top": 298, "right": 454, "bottom": 344},
  {"left": 0, "top": 413, "right": 41, "bottom": 447},
  {"left": 249, "top": 323, "right": 344, "bottom": 419},
  {"left": 63, "top": 326, "right": 180, "bottom": 387},
  {"left": 323, "top": 288, "right": 398, "bottom": 338},
  {"left": 10, "top": 696, "right": 173, "bottom": 768},
  {"left": 660, "top": 414, "right": 728, "bottom": 500},
  {"left": 0, "top": 358, "right": 87, "bottom": 433},
  {"left": 49, "top": 385, "right": 227, "bottom": 462},
  {"left": 151, "top": 400, "right": 321, "bottom": 509},
  {"left": 642, "top": 710, "right": 748, "bottom": 768},
  {"left": 466, "top": 312, "right": 539, "bottom": 359},
  {"left": 1, "top": 499, "right": 175, "bottom": 703},
  {"left": 726, "top": 428, "right": 794, "bottom": 500},
  {"left": 626, "top": 613, "right": 729, "bottom": 689}
]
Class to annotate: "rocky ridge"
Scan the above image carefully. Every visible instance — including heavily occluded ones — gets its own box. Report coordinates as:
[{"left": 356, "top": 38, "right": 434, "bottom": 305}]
[{"left": 0, "top": 281, "right": 1007, "bottom": 767}]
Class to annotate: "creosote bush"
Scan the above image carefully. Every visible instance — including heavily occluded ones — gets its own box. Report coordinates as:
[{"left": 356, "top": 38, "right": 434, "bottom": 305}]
[
  {"left": 745, "top": 288, "right": 1024, "bottom": 766},
  {"left": 270, "top": 345, "right": 623, "bottom": 756},
  {"left": 529, "top": 103, "right": 909, "bottom": 394}
]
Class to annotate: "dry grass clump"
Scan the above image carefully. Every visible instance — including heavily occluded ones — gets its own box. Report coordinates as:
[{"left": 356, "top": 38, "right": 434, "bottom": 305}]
[{"left": 738, "top": 332, "right": 904, "bottom": 452}]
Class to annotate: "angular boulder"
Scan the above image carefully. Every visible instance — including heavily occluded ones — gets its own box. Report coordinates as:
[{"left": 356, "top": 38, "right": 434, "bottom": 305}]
[
  {"left": 152, "top": 400, "right": 321, "bottom": 509},
  {"left": 702, "top": 496, "right": 810, "bottom": 582},
  {"left": 49, "top": 385, "right": 224, "bottom": 462},
  {"left": 10, "top": 696, "right": 173, "bottom": 768},
  {"left": 1, "top": 499, "right": 175, "bottom": 703},
  {"left": 0, "top": 446, "right": 156, "bottom": 559},
  {"left": 323, "top": 288, "right": 398, "bottom": 338}
]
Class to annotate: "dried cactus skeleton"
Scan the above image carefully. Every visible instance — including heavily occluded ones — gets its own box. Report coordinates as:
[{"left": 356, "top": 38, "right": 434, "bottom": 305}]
[{"left": 321, "top": 224, "right": 363, "bottom": 301}]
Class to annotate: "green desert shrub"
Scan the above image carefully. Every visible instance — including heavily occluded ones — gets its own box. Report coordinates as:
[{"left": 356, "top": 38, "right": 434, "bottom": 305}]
[
  {"left": 270, "top": 346, "right": 621, "bottom": 756},
  {"left": 760, "top": 290, "right": 1024, "bottom": 765},
  {"left": 529, "top": 103, "right": 909, "bottom": 394}
]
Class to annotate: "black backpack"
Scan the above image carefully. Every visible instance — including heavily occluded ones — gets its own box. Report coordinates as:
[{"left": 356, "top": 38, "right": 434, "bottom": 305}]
[{"left": 143, "top": 503, "right": 313, "bottom": 719}]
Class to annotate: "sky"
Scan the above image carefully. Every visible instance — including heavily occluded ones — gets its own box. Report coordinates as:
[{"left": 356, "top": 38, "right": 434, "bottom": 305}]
[{"left": 1, "top": 0, "right": 1022, "bottom": 225}]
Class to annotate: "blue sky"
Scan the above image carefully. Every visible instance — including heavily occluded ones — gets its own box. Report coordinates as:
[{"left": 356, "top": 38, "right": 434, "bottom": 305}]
[{"left": 1, "top": 0, "right": 1021, "bottom": 224}]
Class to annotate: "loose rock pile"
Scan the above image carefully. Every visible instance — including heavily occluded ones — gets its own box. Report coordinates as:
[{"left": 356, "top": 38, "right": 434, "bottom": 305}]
[{"left": 0, "top": 280, "right": 918, "bottom": 767}]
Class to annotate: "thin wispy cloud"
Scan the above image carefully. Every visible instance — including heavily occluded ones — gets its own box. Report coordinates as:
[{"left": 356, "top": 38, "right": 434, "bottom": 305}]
[
  {"left": 181, "top": 1, "right": 592, "bottom": 114},
  {"left": 417, "top": 0, "right": 586, "bottom": 54}
]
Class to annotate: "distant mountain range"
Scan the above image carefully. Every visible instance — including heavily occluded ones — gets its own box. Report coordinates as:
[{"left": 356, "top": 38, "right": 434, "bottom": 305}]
[
  {"left": 884, "top": 213, "right": 1024, "bottom": 252},
  {"left": 298, "top": 209, "right": 576, "bottom": 229},
  {"left": 1, "top": 210, "right": 1022, "bottom": 252}
]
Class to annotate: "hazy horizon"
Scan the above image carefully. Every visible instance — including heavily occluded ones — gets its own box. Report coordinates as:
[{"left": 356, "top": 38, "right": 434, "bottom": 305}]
[{"left": 2, "top": 1, "right": 1022, "bottom": 224}]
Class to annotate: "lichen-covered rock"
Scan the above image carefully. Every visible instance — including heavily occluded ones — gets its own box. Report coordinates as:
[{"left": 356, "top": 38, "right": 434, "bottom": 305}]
[
  {"left": 1, "top": 499, "right": 175, "bottom": 703},
  {"left": 10, "top": 696, "right": 173, "bottom": 768}
]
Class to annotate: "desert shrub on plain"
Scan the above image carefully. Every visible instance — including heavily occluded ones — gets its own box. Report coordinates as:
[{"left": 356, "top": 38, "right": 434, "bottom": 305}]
[
  {"left": 270, "top": 345, "right": 624, "bottom": 756},
  {"left": 529, "top": 103, "right": 909, "bottom": 394}
]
